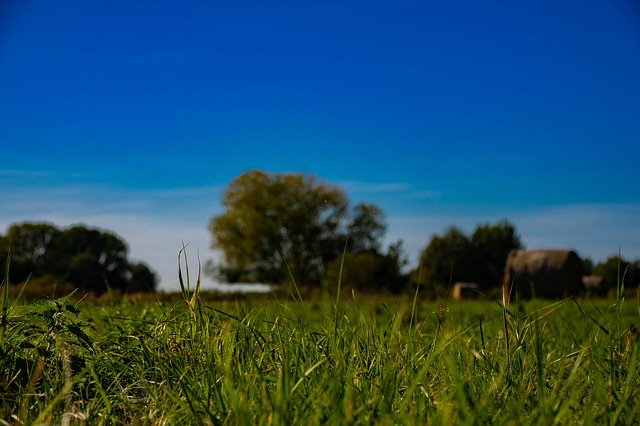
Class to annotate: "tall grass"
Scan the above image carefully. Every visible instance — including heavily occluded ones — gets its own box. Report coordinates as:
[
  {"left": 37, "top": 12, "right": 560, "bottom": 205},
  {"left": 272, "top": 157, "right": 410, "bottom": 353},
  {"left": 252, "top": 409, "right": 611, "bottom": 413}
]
[
  {"left": 1, "top": 259, "right": 639, "bottom": 424},
  {"left": 0, "top": 250, "right": 9, "bottom": 344}
]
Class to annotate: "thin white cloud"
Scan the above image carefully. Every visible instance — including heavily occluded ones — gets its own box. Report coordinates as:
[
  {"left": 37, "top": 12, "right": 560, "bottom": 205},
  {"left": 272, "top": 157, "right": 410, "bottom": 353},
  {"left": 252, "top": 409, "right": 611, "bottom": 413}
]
[
  {"left": 146, "top": 185, "right": 223, "bottom": 199},
  {"left": 0, "top": 169, "right": 53, "bottom": 178},
  {"left": 0, "top": 183, "right": 223, "bottom": 219},
  {"left": 0, "top": 169, "right": 90, "bottom": 180},
  {"left": 332, "top": 180, "right": 441, "bottom": 204},
  {"left": 401, "top": 190, "right": 441, "bottom": 201},
  {"left": 332, "top": 180, "right": 412, "bottom": 194}
]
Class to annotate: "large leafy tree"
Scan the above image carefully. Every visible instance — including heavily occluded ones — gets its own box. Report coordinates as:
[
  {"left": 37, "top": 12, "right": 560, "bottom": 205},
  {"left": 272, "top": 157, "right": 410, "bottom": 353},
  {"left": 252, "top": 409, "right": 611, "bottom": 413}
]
[{"left": 209, "top": 170, "right": 348, "bottom": 284}]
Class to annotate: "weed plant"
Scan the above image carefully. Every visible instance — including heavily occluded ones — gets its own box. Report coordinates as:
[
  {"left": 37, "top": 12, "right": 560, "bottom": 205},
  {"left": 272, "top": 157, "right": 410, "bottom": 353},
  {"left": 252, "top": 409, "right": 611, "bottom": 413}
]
[{"left": 1, "top": 255, "right": 639, "bottom": 424}]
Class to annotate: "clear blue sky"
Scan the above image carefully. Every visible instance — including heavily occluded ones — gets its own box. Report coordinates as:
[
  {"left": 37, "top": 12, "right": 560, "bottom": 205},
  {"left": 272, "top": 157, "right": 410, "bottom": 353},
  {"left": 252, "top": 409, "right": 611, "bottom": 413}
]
[{"left": 1, "top": 0, "right": 639, "bottom": 289}]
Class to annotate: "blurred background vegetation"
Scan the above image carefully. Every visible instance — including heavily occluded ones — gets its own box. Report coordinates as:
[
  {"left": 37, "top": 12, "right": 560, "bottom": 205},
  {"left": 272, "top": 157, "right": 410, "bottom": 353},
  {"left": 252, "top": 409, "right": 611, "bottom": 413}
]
[
  {"left": 2, "top": 170, "right": 639, "bottom": 299},
  {"left": 0, "top": 222, "right": 157, "bottom": 298}
]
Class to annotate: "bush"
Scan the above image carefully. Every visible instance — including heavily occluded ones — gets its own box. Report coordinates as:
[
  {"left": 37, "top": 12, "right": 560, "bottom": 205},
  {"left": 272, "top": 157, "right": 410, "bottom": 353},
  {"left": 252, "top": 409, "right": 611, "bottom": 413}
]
[{"left": 324, "top": 251, "right": 406, "bottom": 293}]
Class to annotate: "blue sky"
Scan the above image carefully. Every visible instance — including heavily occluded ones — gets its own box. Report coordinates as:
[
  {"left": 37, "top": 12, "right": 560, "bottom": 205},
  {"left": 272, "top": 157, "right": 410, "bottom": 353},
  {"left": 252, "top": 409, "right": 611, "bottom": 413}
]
[{"left": 1, "top": 0, "right": 639, "bottom": 290}]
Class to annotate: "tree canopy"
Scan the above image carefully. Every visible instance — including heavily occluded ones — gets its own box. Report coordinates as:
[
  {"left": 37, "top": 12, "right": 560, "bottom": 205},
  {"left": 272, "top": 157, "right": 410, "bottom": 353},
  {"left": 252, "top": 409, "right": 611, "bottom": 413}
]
[
  {"left": 0, "top": 222, "right": 157, "bottom": 294},
  {"left": 208, "top": 170, "right": 407, "bottom": 289},
  {"left": 0, "top": 222, "right": 60, "bottom": 282},
  {"left": 209, "top": 170, "right": 349, "bottom": 284},
  {"left": 414, "top": 226, "right": 472, "bottom": 289},
  {"left": 593, "top": 255, "right": 640, "bottom": 294},
  {"left": 470, "top": 220, "right": 522, "bottom": 288},
  {"left": 347, "top": 203, "right": 386, "bottom": 254}
]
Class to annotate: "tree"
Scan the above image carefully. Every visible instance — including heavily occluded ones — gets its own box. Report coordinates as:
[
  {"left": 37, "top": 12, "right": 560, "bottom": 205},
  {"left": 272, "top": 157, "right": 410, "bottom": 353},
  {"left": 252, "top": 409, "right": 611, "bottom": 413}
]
[
  {"left": 414, "top": 226, "right": 472, "bottom": 292},
  {"left": 582, "top": 257, "right": 595, "bottom": 275},
  {"left": 66, "top": 252, "right": 105, "bottom": 293},
  {"left": 53, "top": 225, "right": 130, "bottom": 291},
  {"left": 0, "top": 222, "right": 157, "bottom": 294},
  {"left": 324, "top": 202, "right": 407, "bottom": 293},
  {"left": 594, "top": 255, "right": 640, "bottom": 294},
  {"left": 347, "top": 203, "right": 386, "bottom": 254},
  {"left": 1, "top": 222, "right": 60, "bottom": 282},
  {"left": 127, "top": 262, "right": 158, "bottom": 293},
  {"left": 209, "top": 170, "right": 348, "bottom": 284},
  {"left": 324, "top": 239, "right": 408, "bottom": 294},
  {"left": 470, "top": 220, "right": 522, "bottom": 289}
]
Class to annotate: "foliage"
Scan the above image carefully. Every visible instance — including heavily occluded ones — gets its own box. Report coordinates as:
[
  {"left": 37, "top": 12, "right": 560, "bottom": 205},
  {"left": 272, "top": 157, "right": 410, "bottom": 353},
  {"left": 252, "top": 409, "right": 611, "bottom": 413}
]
[
  {"left": 594, "top": 255, "right": 640, "bottom": 296},
  {"left": 127, "top": 262, "right": 158, "bottom": 293},
  {"left": 0, "top": 291, "right": 95, "bottom": 424},
  {"left": 471, "top": 220, "right": 522, "bottom": 288},
  {"left": 0, "top": 222, "right": 60, "bottom": 283},
  {"left": 582, "top": 257, "right": 595, "bottom": 275},
  {"left": 414, "top": 226, "right": 473, "bottom": 293},
  {"left": 54, "top": 225, "right": 130, "bottom": 292},
  {"left": 209, "top": 171, "right": 409, "bottom": 291},
  {"left": 347, "top": 202, "right": 386, "bottom": 254},
  {"left": 0, "top": 222, "right": 157, "bottom": 294},
  {"left": 413, "top": 221, "right": 522, "bottom": 294},
  {"left": 209, "top": 170, "right": 345, "bottom": 284},
  {"left": 324, "top": 241, "right": 408, "bottom": 293},
  {"left": 324, "top": 203, "right": 407, "bottom": 293}
]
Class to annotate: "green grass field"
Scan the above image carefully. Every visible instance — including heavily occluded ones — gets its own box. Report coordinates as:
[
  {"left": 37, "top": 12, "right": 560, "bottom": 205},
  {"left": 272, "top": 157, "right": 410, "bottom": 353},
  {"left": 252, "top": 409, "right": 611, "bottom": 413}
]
[{"left": 1, "top": 279, "right": 640, "bottom": 424}]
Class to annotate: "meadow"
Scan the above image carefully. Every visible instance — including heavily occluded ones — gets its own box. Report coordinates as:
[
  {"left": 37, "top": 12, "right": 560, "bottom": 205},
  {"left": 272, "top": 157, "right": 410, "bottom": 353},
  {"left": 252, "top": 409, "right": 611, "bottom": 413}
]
[{"left": 1, "top": 271, "right": 640, "bottom": 425}]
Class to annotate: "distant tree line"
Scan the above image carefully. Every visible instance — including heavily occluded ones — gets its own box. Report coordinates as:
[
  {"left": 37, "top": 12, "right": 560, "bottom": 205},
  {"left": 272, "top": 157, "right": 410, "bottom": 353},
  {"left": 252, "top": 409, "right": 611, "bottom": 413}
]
[
  {"left": 209, "top": 170, "right": 640, "bottom": 297},
  {"left": 0, "top": 222, "right": 157, "bottom": 294},
  {"left": 4, "top": 171, "right": 638, "bottom": 299}
]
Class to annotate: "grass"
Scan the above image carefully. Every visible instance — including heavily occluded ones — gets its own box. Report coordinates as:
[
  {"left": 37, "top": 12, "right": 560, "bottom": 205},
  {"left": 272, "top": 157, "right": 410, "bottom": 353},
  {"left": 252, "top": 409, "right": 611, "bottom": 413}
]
[{"left": 1, "top": 267, "right": 640, "bottom": 424}]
